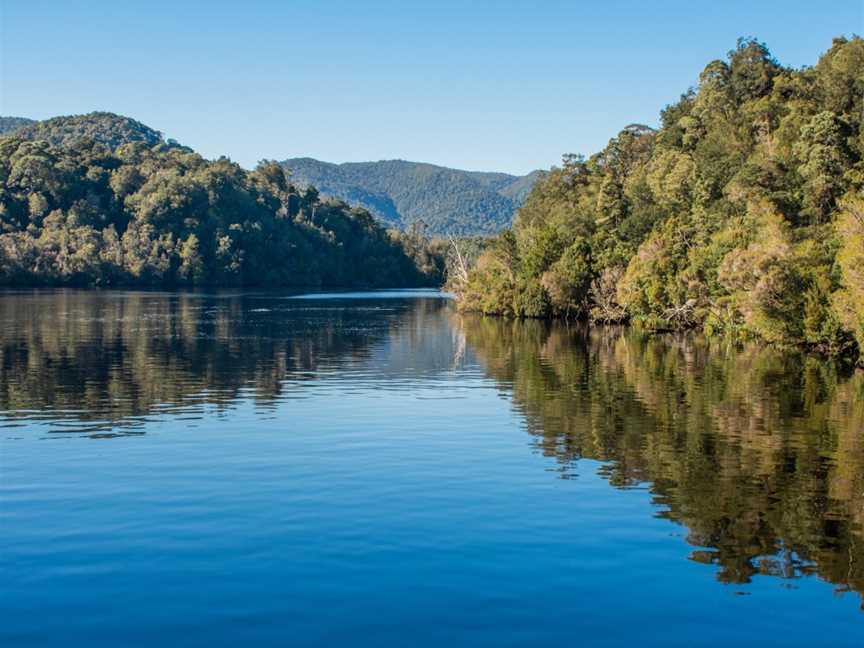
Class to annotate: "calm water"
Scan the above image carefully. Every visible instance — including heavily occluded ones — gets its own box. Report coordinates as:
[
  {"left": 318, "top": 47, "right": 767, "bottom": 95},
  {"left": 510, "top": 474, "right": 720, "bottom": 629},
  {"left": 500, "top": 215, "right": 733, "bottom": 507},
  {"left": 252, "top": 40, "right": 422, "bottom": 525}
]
[{"left": 1, "top": 290, "right": 862, "bottom": 646}]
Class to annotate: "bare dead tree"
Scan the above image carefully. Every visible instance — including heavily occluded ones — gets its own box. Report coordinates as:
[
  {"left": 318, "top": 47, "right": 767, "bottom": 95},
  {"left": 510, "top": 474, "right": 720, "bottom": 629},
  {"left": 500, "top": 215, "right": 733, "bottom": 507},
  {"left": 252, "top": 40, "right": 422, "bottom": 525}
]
[
  {"left": 664, "top": 298, "right": 698, "bottom": 328},
  {"left": 447, "top": 235, "right": 470, "bottom": 286}
]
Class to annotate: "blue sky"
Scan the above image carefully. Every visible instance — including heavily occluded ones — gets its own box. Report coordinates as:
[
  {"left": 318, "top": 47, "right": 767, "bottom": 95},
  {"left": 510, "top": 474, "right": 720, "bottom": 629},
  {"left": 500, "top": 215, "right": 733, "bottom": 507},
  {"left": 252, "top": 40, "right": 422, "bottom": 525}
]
[{"left": 1, "top": 1, "right": 860, "bottom": 174}]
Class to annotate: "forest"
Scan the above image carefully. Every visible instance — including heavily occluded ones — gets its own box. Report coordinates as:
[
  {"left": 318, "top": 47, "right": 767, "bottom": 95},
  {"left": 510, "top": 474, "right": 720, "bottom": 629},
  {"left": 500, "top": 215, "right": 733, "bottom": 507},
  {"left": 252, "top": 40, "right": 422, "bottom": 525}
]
[
  {"left": 282, "top": 157, "right": 543, "bottom": 235},
  {"left": 455, "top": 37, "right": 864, "bottom": 361},
  {"left": 0, "top": 113, "right": 443, "bottom": 288}
]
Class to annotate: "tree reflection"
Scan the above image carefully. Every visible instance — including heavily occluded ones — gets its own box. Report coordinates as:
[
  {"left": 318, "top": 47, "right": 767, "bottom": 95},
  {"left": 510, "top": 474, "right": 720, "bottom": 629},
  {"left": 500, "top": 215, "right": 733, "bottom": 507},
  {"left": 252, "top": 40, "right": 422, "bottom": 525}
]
[
  {"left": 0, "top": 290, "right": 450, "bottom": 434},
  {"left": 460, "top": 315, "right": 864, "bottom": 604},
  {"left": 2, "top": 292, "right": 861, "bottom": 604}
]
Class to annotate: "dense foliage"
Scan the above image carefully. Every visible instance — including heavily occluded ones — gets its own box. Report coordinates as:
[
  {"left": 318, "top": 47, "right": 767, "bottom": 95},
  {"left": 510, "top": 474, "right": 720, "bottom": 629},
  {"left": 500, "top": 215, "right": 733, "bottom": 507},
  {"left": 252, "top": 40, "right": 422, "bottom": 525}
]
[
  {"left": 0, "top": 114, "right": 442, "bottom": 288},
  {"left": 11, "top": 112, "right": 171, "bottom": 150},
  {"left": 282, "top": 157, "right": 544, "bottom": 235},
  {"left": 458, "top": 37, "right": 864, "bottom": 360}
]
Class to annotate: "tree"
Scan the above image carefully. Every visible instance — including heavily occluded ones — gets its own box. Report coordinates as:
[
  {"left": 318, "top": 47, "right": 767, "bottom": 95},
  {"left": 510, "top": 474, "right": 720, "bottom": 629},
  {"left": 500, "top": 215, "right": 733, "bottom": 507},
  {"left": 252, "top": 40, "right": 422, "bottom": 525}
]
[
  {"left": 795, "top": 111, "right": 852, "bottom": 223},
  {"left": 833, "top": 192, "right": 864, "bottom": 359},
  {"left": 0, "top": 121, "right": 444, "bottom": 289},
  {"left": 457, "top": 36, "right": 864, "bottom": 362}
]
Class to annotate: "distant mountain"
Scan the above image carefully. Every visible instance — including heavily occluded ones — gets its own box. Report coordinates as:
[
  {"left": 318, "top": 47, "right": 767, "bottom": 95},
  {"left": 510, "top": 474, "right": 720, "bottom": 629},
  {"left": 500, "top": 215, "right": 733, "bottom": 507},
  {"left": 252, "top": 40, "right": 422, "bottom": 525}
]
[
  {"left": 281, "top": 158, "right": 545, "bottom": 235},
  {"left": 1, "top": 112, "right": 176, "bottom": 150},
  {"left": 0, "top": 116, "right": 35, "bottom": 135}
]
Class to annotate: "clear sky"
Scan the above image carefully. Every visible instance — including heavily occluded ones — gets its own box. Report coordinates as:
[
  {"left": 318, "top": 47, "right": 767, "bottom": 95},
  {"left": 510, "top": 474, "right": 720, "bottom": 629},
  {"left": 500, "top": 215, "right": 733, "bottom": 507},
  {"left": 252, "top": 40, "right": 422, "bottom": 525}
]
[{"left": 1, "top": 1, "right": 860, "bottom": 174}]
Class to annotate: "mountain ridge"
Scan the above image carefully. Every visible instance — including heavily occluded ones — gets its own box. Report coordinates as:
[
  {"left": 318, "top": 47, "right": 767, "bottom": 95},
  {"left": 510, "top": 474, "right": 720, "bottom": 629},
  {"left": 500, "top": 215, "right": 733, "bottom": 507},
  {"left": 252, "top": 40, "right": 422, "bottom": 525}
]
[
  {"left": 0, "top": 112, "right": 544, "bottom": 236},
  {"left": 0, "top": 116, "right": 36, "bottom": 135},
  {"left": 282, "top": 157, "right": 544, "bottom": 235}
]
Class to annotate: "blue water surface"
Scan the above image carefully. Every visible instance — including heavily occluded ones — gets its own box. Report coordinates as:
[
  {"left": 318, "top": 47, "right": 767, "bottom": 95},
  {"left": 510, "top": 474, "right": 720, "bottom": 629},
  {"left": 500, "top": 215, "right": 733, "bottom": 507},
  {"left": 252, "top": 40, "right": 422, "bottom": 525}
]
[{"left": 1, "top": 290, "right": 861, "bottom": 646}]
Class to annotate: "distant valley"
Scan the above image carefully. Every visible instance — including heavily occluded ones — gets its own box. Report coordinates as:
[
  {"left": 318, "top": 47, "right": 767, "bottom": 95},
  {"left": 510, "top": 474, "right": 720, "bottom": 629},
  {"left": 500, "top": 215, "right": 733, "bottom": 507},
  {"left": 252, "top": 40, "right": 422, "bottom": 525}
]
[{"left": 282, "top": 158, "right": 544, "bottom": 235}]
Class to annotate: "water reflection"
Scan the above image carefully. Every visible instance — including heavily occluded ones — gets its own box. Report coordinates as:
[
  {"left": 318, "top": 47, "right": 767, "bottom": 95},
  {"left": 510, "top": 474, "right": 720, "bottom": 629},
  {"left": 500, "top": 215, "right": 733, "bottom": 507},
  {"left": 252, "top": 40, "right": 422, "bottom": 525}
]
[
  {"left": 462, "top": 316, "right": 864, "bottom": 604},
  {"left": 0, "top": 290, "right": 459, "bottom": 436},
  {"left": 1, "top": 290, "right": 862, "bottom": 607}
]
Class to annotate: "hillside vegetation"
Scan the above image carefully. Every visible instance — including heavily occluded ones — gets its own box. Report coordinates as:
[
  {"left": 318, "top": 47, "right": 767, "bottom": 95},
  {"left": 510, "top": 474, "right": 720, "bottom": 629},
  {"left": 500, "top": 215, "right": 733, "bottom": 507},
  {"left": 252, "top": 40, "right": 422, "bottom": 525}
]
[
  {"left": 457, "top": 37, "right": 864, "bottom": 361},
  {"left": 0, "top": 113, "right": 442, "bottom": 288},
  {"left": 0, "top": 117, "right": 35, "bottom": 135},
  {"left": 10, "top": 112, "right": 173, "bottom": 150},
  {"left": 282, "top": 157, "right": 543, "bottom": 235}
]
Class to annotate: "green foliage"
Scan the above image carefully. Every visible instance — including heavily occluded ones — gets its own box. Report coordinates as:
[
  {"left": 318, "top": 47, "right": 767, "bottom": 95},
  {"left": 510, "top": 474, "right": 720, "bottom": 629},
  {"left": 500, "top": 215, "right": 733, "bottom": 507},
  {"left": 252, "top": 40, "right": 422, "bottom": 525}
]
[
  {"left": 542, "top": 238, "right": 593, "bottom": 315},
  {"left": 12, "top": 112, "right": 172, "bottom": 150},
  {"left": 281, "top": 157, "right": 544, "bottom": 236},
  {"left": 727, "top": 37, "right": 779, "bottom": 102},
  {"left": 458, "top": 36, "right": 864, "bottom": 361},
  {"left": 0, "top": 117, "right": 443, "bottom": 288},
  {"left": 794, "top": 111, "right": 853, "bottom": 222},
  {"left": 512, "top": 278, "right": 550, "bottom": 318},
  {"left": 834, "top": 192, "right": 864, "bottom": 360}
]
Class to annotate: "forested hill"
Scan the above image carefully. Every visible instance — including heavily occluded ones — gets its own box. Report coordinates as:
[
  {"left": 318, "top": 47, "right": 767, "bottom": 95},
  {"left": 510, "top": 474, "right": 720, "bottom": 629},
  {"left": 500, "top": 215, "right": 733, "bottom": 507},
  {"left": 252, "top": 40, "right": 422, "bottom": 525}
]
[
  {"left": 457, "top": 36, "right": 864, "bottom": 362},
  {"left": 5, "top": 112, "right": 177, "bottom": 150},
  {"left": 281, "top": 157, "right": 544, "bottom": 235},
  {"left": 0, "top": 117, "right": 35, "bottom": 135},
  {"left": 0, "top": 113, "right": 443, "bottom": 288}
]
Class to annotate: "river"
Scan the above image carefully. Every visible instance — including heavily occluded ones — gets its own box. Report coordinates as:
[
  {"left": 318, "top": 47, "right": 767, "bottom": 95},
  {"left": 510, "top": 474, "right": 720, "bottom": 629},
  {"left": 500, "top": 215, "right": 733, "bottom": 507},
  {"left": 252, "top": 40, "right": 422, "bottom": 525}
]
[{"left": 1, "top": 289, "right": 861, "bottom": 645}]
